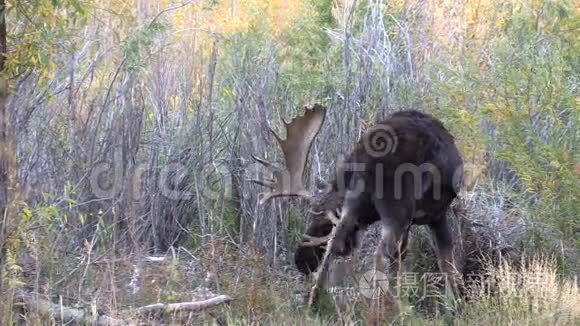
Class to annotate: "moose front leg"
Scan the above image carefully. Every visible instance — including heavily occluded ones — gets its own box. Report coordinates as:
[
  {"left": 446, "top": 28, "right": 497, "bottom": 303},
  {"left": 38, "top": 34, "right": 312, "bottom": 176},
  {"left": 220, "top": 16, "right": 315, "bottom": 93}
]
[
  {"left": 365, "top": 198, "right": 412, "bottom": 325},
  {"left": 428, "top": 216, "right": 462, "bottom": 302},
  {"left": 372, "top": 198, "right": 412, "bottom": 295},
  {"left": 376, "top": 224, "right": 409, "bottom": 278}
]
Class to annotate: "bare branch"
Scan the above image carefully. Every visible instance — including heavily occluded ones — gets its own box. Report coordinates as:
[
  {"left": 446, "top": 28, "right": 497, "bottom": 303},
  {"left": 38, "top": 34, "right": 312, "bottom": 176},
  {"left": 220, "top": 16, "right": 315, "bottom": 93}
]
[{"left": 136, "top": 295, "right": 232, "bottom": 315}]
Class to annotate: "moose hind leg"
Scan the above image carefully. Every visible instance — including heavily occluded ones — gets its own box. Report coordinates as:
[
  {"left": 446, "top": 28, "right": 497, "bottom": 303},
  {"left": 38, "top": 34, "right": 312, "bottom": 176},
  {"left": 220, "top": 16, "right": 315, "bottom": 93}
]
[{"left": 428, "top": 216, "right": 463, "bottom": 302}]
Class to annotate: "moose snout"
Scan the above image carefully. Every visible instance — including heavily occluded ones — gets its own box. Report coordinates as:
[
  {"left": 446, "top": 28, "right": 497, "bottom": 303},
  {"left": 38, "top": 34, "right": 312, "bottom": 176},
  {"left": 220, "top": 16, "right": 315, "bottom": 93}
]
[
  {"left": 294, "top": 235, "right": 355, "bottom": 275},
  {"left": 330, "top": 238, "right": 349, "bottom": 255},
  {"left": 294, "top": 245, "right": 325, "bottom": 275},
  {"left": 330, "top": 218, "right": 360, "bottom": 256},
  {"left": 330, "top": 230, "right": 358, "bottom": 256}
]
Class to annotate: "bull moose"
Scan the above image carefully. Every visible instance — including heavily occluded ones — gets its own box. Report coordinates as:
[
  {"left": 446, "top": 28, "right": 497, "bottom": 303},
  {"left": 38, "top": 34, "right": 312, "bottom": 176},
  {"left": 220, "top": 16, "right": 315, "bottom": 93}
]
[{"left": 248, "top": 104, "right": 464, "bottom": 305}]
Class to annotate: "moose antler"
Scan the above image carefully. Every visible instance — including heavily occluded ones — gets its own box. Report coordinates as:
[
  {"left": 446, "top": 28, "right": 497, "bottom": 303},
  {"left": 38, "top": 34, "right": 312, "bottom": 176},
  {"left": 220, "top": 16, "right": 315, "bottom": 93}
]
[
  {"left": 248, "top": 104, "right": 338, "bottom": 308},
  {"left": 248, "top": 104, "right": 327, "bottom": 203}
]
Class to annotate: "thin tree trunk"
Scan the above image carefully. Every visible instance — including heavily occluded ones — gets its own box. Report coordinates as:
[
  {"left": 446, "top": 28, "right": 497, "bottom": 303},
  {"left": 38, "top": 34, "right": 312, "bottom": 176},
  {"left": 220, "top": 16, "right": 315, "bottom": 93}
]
[
  {"left": 0, "top": 0, "right": 8, "bottom": 220},
  {"left": 0, "top": 0, "right": 8, "bottom": 273},
  {"left": 0, "top": 0, "right": 18, "bottom": 297}
]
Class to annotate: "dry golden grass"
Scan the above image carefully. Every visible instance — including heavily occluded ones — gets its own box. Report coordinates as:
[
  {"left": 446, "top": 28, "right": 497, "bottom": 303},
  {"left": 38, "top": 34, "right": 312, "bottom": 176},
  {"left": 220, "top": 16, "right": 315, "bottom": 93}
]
[{"left": 464, "top": 256, "right": 579, "bottom": 325}]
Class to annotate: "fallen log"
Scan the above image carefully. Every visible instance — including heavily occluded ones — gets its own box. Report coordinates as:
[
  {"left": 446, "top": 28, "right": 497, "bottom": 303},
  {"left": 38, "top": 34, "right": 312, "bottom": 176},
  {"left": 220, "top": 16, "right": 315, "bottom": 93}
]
[
  {"left": 14, "top": 290, "right": 232, "bottom": 325},
  {"left": 136, "top": 295, "right": 232, "bottom": 315}
]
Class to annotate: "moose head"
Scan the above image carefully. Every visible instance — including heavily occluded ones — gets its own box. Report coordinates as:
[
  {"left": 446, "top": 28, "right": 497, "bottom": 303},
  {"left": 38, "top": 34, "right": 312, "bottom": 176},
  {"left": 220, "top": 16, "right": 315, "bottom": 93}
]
[{"left": 248, "top": 104, "right": 464, "bottom": 305}]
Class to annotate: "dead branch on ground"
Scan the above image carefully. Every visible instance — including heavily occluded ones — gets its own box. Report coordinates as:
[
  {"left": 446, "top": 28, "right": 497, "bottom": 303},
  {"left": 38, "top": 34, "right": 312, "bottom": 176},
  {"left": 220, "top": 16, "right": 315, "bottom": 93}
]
[{"left": 14, "top": 290, "right": 232, "bottom": 325}]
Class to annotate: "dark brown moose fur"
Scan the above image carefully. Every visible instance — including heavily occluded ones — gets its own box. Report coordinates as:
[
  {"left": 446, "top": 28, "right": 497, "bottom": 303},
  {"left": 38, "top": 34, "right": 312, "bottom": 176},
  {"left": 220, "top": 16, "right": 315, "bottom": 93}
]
[{"left": 295, "top": 110, "right": 463, "bottom": 281}]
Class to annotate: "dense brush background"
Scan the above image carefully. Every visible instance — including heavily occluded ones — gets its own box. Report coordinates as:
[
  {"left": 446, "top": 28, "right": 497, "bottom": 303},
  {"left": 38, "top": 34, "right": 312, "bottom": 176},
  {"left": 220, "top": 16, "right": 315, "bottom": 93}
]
[{"left": 0, "top": 0, "right": 578, "bottom": 324}]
